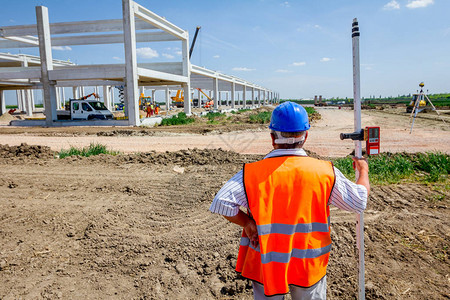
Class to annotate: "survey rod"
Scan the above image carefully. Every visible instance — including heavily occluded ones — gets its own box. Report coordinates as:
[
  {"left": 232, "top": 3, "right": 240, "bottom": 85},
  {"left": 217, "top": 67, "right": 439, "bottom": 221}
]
[{"left": 352, "top": 17, "right": 365, "bottom": 300}]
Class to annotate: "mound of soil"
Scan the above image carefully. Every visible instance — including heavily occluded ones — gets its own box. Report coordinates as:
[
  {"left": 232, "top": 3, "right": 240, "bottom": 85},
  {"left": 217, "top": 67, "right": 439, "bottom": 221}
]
[
  {"left": 0, "top": 143, "right": 55, "bottom": 159},
  {"left": 87, "top": 148, "right": 264, "bottom": 167},
  {"left": 0, "top": 113, "right": 15, "bottom": 122},
  {"left": 97, "top": 130, "right": 156, "bottom": 137}
]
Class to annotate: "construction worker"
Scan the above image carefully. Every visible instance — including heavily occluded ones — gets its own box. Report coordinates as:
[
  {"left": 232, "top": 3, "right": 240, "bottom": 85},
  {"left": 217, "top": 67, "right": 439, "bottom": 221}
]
[
  {"left": 146, "top": 105, "right": 152, "bottom": 118},
  {"left": 150, "top": 103, "right": 154, "bottom": 116},
  {"left": 209, "top": 101, "right": 370, "bottom": 299},
  {"left": 155, "top": 104, "right": 160, "bottom": 115}
]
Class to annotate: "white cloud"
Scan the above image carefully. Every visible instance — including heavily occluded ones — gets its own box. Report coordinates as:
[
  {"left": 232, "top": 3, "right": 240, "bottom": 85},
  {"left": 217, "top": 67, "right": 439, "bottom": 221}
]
[
  {"left": 175, "top": 51, "right": 182, "bottom": 56},
  {"left": 362, "top": 63, "right": 375, "bottom": 71},
  {"left": 406, "top": 0, "right": 434, "bottom": 8},
  {"left": 292, "top": 62, "right": 306, "bottom": 66},
  {"left": 162, "top": 53, "right": 175, "bottom": 59},
  {"left": 232, "top": 67, "right": 255, "bottom": 72},
  {"left": 383, "top": 0, "right": 400, "bottom": 10},
  {"left": 52, "top": 46, "right": 72, "bottom": 51},
  {"left": 313, "top": 24, "right": 321, "bottom": 29},
  {"left": 112, "top": 56, "right": 121, "bottom": 60},
  {"left": 136, "top": 47, "right": 159, "bottom": 59},
  {"left": 213, "top": 55, "right": 220, "bottom": 58},
  {"left": 281, "top": 1, "right": 290, "bottom": 8},
  {"left": 320, "top": 57, "right": 331, "bottom": 62},
  {"left": 275, "top": 69, "right": 292, "bottom": 73}
]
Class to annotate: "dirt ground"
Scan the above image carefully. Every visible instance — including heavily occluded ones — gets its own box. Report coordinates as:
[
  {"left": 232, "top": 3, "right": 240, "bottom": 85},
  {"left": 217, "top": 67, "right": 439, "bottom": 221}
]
[
  {"left": 0, "top": 107, "right": 449, "bottom": 299},
  {"left": 0, "top": 145, "right": 448, "bottom": 299},
  {"left": 0, "top": 106, "right": 449, "bottom": 157}
]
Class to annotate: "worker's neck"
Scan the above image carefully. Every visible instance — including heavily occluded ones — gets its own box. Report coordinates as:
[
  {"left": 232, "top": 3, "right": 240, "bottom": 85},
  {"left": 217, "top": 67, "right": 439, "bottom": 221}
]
[{"left": 273, "top": 144, "right": 303, "bottom": 150}]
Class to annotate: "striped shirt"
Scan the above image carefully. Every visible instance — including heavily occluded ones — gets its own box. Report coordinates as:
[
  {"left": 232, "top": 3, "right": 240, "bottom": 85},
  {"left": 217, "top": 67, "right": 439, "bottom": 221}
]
[{"left": 209, "top": 149, "right": 368, "bottom": 216}]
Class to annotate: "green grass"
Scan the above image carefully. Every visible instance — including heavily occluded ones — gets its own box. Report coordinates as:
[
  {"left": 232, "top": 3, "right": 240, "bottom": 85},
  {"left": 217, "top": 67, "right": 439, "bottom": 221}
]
[
  {"left": 304, "top": 107, "right": 318, "bottom": 115},
  {"left": 332, "top": 152, "right": 450, "bottom": 184},
  {"left": 58, "top": 143, "right": 118, "bottom": 159},
  {"left": 249, "top": 111, "right": 271, "bottom": 124},
  {"left": 160, "top": 112, "right": 195, "bottom": 126},
  {"left": 230, "top": 109, "right": 251, "bottom": 114}
]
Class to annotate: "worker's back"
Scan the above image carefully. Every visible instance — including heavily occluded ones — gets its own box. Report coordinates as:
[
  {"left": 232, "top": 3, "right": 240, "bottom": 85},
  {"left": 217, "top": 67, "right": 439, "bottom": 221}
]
[{"left": 238, "top": 156, "right": 335, "bottom": 296}]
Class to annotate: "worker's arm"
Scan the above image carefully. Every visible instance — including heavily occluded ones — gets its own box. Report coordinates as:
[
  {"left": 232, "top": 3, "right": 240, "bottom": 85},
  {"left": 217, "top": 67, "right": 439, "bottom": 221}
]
[
  {"left": 224, "top": 211, "right": 259, "bottom": 248},
  {"left": 352, "top": 157, "right": 370, "bottom": 196}
]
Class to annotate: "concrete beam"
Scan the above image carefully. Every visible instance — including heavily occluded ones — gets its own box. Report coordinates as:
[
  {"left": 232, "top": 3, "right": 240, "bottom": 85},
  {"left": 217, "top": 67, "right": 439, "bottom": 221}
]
[
  {"left": 134, "top": 2, "right": 187, "bottom": 40},
  {"left": 0, "top": 19, "right": 156, "bottom": 37}
]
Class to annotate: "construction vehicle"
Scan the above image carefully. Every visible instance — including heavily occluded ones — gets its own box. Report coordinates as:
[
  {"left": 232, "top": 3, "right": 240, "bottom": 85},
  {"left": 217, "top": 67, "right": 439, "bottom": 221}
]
[
  {"left": 196, "top": 88, "right": 214, "bottom": 109},
  {"left": 57, "top": 93, "right": 113, "bottom": 120},
  {"left": 171, "top": 26, "right": 201, "bottom": 108},
  {"left": 314, "top": 95, "right": 327, "bottom": 107},
  {"left": 139, "top": 93, "right": 152, "bottom": 110},
  {"left": 80, "top": 93, "right": 100, "bottom": 100},
  {"left": 171, "top": 90, "right": 185, "bottom": 108}
]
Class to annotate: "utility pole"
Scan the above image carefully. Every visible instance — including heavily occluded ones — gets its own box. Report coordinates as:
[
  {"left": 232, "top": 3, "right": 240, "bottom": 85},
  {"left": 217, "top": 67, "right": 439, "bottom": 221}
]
[{"left": 352, "top": 18, "right": 365, "bottom": 300}]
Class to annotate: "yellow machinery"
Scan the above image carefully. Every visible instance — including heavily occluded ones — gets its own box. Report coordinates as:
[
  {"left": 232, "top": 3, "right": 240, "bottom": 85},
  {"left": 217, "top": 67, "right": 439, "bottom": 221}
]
[
  {"left": 171, "top": 90, "right": 185, "bottom": 108},
  {"left": 139, "top": 93, "right": 152, "bottom": 110},
  {"left": 196, "top": 88, "right": 214, "bottom": 109}
]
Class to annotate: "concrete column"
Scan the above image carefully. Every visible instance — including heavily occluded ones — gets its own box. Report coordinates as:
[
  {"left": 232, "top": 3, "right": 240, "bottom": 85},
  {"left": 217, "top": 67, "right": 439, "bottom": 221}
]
[
  {"left": 251, "top": 87, "right": 255, "bottom": 107},
  {"left": 237, "top": 92, "right": 240, "bottom": 106},
  {"left": 79, "top": 86, "right": 84, "bottom": 97},
  {"left": 197, "top": 88, "right": 201, "bottom": 108},
  {"left": 181, "top": 33, "right": 191, "bottom": 115},
  {"left": 0, "top": 90, "right": 5, "bottom": 115},
  {"left": 30, "top": 89, "right": 35, "bottom": 111},
  {"left": 258, "top": 90, "right": 261, "bottom": 106},
  {"left": 26, "top": 90, "right": 33, "bottom": 116},
  {"left": 231, "top": 82, "right": 235, "bottom": 109},
  {"left": 226, "top": 92, "right": 229, "bottom": 106},
  {"left": 243, "top": 86, "right": 246, "bottom": 108},
  {"left": 56, "top": 87, "right": 61, "bottom": 109},
  {"left": 16, "top": 90, "right": 22, "bottom": 111},
  {"left": 182, "top": 82, "right": 191, "bottom": 115},
  {"left": 103, "top": 86, "right": 111, "bottom": 110},
  {"left": 72, "top": 87, "right": 78, "bottom": 99},
  {"left": 165, "top": 86, "right": 170, "bottom": 115},
  {"left": 95, "top": 86, "right": 99, "bottom": 95},
  {"left": 122, "top": 0, "right": 140, "bottom": 125},
  {"left": 110, "top": 87, "right": 115, "bottom": 109},
  {"left": 61, "top": 87, "right": 66, "bottom": 109},
  {"left": 152, "top": 89, "right": 155, "bottom": 104},
  {"left": 213, "top": 77, "right": 219, "bottom": 110}
]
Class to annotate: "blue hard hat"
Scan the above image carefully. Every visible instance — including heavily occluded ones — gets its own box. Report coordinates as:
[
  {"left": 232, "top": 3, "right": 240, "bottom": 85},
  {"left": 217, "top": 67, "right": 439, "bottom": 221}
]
[{"left": 269, "top": 102, "right": 310, "bottom": 132}]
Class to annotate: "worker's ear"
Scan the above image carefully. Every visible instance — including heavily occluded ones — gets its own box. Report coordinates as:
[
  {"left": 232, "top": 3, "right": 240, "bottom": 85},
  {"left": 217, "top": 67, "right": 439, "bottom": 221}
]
[{"left": 270, "top": 132, "right": 277, "bottom": 147}]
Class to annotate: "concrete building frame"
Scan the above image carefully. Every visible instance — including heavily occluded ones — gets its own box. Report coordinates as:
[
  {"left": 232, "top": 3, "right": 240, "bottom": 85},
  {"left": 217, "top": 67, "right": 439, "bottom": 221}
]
[{"left": 0, "top": 0, "right": 277, "bottom": 126}]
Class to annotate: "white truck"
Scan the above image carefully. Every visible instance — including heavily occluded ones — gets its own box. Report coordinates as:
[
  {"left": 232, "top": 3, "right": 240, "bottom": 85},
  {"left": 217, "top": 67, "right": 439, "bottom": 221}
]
[{"left": 58, "top": 99, "right": 114, "bottom": 120}]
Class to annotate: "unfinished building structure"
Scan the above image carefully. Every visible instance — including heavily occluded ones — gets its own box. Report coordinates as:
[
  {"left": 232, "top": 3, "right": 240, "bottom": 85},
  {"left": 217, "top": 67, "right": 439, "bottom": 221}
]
[{"left": 0, "top": 0, "right": 278, "bottom": 126}]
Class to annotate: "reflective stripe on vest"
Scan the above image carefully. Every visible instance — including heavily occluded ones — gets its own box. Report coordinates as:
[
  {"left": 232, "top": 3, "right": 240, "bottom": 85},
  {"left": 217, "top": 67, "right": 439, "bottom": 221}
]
[{"left": 236, "top": 156, "right": 335, "bottom": 296}]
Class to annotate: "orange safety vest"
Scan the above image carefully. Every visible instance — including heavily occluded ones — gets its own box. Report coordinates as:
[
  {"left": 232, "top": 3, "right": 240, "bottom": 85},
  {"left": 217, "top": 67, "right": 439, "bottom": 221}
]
[{"left": 237, "top": 155, "right": 335, "bottom": 296}]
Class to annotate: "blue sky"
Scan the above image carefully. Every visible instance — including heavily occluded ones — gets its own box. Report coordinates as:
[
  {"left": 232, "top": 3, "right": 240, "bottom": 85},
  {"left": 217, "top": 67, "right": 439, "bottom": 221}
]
[{"left": 1, "top": 0, "right": 449, "bottom": 101}]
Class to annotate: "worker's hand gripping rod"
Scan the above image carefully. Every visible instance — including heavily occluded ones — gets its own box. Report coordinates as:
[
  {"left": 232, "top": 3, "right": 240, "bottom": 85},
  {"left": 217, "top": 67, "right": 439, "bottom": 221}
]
[{"left": 345, "top": 18, "right": 365, "bottom": 300}]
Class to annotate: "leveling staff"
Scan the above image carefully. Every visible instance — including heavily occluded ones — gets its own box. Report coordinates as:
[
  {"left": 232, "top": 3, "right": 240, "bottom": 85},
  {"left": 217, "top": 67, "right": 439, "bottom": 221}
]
[{"left": 209, "top": 102, "right": 370, "bottom": 299}]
